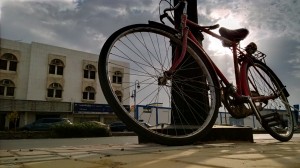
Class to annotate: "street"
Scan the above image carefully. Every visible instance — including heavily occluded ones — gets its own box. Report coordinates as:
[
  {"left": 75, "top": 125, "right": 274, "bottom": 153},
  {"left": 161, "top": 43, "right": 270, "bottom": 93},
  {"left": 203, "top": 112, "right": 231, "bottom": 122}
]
[
  {"left": 1, "top": 134, "right": 300, "bottom": 168},
  {"left": 0, "top": 136, "right": 138, "bottom": 150},
  {"left": 1, "top": 134, "right": 300, "bottom": 150}
]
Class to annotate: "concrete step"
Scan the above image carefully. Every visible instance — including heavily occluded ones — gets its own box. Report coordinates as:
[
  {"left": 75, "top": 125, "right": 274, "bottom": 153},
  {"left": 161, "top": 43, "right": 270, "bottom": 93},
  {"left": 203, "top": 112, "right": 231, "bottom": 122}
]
[
  {"left": 138, "top": 125, "right": 253, "bottom": 144},
  {"left": 199, "top": 125, "right": 253, "bottom": 142}
]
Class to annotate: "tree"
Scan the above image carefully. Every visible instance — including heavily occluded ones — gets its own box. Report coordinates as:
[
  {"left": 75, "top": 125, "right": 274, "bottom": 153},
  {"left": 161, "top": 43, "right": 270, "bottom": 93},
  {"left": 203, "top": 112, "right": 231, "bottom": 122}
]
[{"left": 7, "top": 111, "right": 19, "bottom": 131}]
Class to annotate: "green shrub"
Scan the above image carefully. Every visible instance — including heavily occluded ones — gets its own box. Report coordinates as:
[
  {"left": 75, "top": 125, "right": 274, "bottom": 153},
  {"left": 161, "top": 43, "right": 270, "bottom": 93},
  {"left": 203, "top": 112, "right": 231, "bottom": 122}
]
[{"left": 52, "top": 122, "right": 111, "bottom": 138}]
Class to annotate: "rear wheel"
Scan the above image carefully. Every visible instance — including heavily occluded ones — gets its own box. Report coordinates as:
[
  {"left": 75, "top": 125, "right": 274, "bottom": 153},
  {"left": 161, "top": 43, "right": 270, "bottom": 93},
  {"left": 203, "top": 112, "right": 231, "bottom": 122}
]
[
  {"left": 99, "top": 24, "right": 220, "bottom": 145},
  {"left": 245, "top": 60, "right": 294, "bottom": 141}
]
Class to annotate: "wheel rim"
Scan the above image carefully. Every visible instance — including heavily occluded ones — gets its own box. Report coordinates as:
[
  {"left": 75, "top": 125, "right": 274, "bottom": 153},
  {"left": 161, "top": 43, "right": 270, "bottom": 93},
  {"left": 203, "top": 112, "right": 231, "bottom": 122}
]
[
  {"left": 247, "top": 62, "right": 293, "bottom": 140},
  {"left": 100, "top": 25, "right": 219, "bottom": 143}
]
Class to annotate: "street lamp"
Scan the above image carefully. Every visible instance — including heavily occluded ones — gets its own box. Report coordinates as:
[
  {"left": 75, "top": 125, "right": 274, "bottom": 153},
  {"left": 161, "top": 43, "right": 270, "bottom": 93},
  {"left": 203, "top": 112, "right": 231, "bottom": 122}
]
[{"left": 131, "top": 80, "right": 140, "bottom": 119}]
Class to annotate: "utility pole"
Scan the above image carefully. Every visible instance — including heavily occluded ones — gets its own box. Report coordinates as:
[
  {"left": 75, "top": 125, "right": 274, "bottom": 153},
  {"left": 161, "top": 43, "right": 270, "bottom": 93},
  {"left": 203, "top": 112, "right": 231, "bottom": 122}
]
[
  {"left": 174, "top": 0, "right": 203, "bottom": 44},
  {"left": 172, "top": 0, "right": 208, "bottom": 125}
]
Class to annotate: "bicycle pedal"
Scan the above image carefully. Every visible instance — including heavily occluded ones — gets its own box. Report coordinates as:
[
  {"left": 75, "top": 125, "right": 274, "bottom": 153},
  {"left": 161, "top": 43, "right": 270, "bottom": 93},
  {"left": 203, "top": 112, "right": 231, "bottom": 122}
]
[
  {"left": 261, "top": 112, "right": 280, "bottom": 119},
  {"left": 261, "top": 112, "right": 281, "bottom": 127}
]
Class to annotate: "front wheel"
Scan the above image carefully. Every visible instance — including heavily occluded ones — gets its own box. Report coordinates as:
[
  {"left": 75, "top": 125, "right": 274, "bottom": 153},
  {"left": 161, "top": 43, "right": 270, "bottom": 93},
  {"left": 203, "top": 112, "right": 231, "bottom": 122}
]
[
  {"left": 244, "top": 60, "right": 294, "bottom": 141},
  {"left": 98, "top": 24, "right": 220, "bottom": 145}
]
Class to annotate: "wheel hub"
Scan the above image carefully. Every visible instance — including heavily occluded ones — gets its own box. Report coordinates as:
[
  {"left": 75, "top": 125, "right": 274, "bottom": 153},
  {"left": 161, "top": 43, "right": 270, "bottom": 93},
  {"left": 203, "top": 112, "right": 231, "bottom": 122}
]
[{"left": 158, "top": 71, "right": 172, "bottom": 86}]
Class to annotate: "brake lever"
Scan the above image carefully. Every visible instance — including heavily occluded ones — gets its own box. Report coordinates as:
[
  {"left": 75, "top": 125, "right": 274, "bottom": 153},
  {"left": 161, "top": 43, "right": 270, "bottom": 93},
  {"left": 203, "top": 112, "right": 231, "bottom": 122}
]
[
  {"left": 160, "top": 13, "right": 168, "bottom": 24},
  {"left": 160, "top": 1, "right": 183, "bottom": 25}
]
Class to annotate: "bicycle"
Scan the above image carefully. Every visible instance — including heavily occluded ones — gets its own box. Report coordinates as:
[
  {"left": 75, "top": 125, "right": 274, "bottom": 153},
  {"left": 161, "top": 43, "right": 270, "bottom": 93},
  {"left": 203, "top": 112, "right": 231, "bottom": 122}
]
[{"left": 98, "top": 0, "right": 296, "bottom": 146}]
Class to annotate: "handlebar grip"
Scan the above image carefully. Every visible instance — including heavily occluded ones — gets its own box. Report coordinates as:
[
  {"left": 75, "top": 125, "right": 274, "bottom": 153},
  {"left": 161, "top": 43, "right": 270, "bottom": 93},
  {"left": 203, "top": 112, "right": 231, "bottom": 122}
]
[
  {"left": 160, "top": 13, "right": 175, "bottom": 25},
  {"left": 160, "top": 13, "right": 168, "bottom": 24}
]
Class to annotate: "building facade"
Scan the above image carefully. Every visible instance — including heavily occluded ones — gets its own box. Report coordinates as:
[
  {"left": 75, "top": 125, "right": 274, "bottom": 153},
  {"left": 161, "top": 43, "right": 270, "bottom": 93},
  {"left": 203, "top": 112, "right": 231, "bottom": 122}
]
[
  {"left": 1, "top": 38, "right": 298, "bottom": 131},
  {"left": 0, "top": 38, "right": 129, "bottom": 130}
]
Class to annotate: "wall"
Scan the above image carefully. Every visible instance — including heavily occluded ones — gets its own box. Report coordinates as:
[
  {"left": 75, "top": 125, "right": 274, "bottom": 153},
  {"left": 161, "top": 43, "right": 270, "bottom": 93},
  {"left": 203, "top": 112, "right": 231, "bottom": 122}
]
[
  {"left": 0, "top": 39, "right": 31, "bottom": 99},
  {"left": 0, "top": 38, "right": 129, "bottom": 129}
]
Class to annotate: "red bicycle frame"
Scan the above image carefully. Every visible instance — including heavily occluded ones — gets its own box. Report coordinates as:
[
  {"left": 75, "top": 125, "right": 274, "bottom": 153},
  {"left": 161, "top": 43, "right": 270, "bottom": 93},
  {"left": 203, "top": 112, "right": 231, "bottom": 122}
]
[
  {"left": 168, "top": 13, "right": 246, "bottom": 95},
  {"left": 168, "top": 11, "right": 278, "bottom": 103}
]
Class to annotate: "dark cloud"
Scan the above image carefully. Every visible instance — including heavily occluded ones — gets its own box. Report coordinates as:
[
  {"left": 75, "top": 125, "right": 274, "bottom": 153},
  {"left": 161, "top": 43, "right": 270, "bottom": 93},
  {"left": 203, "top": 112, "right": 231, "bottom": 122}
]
[
  {"left": 196, "top": 0, "right": 300, "bottom": 104},
  {"left": 1, "top": 0, "right": 158, "bottom": 53},
  {"left": 1, "top": 0, "right": 299, "bottom": 104}
]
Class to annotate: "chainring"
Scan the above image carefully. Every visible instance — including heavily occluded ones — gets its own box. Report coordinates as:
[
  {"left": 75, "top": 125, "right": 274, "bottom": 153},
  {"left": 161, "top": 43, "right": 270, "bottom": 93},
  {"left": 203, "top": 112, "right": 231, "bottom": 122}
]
[{"left": 221, "top": 88, "right": 260, "bottom": 119}]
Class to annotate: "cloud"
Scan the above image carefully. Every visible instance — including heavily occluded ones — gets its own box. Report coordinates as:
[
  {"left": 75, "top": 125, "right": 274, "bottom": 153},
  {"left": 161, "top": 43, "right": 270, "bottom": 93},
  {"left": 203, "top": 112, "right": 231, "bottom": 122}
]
[
  {"left": 1, "top": 0, "right": 299, "bottom": 104},
  {"left": 2, "top": 0, "right": 299, "bottom": 51},
  {"left": 196, "top": 0, "right": 300, "bottom": 104},
  {"left": 288, "top": 45, "right": 300, "bottom": 78},
  {"left": 197, "top": 0, "right": 300, "bottom": 42},
  {"left": 1, "top": 0, "right": 158, "bottom": 53}
]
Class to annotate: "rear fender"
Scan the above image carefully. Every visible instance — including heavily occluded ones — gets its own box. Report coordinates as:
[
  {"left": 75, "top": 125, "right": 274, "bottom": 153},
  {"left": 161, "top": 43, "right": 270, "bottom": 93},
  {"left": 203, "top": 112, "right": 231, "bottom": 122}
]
[{"left": 240, "top": 59, "right": 289, "bottom": 97}]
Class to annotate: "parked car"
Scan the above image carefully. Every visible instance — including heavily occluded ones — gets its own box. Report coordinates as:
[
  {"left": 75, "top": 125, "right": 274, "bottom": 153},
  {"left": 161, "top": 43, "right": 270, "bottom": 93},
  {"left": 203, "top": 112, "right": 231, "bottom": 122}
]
[
  {"left": 81, "top": 121, "right": 111, "bottom": 130},
  {"left": 109, "top": 121, "right": 130, "bottom": 132},
  {"left": 84, "top": 121, "right": 107, "bottom": 127},
  {"left": 20, "top": 118, "right": 72, "bottom": 131}
]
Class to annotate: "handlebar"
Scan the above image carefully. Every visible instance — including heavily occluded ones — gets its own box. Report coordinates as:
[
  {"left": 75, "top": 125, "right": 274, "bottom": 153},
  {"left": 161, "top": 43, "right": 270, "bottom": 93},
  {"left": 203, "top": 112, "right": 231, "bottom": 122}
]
[
  {"left": 159, "top": 0, "right": 185, "bottom": 24},
  {"left": 160, "top": 0, "right": 220, "bottom": 31},
  {"left": 160, "top": 13, "right": 174, "bottom": 25}
]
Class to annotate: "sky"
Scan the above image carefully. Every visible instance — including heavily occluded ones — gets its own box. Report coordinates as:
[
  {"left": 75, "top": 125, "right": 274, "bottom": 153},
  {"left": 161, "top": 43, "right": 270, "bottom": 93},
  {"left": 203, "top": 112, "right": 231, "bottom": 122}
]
[{"left": 0, "top": 0, "right": 299, "bottom": 106}]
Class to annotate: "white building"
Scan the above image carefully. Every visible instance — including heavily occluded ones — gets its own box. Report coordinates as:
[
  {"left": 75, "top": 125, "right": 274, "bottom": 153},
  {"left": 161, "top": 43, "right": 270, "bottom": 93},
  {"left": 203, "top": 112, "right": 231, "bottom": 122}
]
[
  {"left": 1, "top": 38, "right": 298, "bottom": 130},
  {"left": 0, "top": 38, "right": 129, "bottom": 130}
]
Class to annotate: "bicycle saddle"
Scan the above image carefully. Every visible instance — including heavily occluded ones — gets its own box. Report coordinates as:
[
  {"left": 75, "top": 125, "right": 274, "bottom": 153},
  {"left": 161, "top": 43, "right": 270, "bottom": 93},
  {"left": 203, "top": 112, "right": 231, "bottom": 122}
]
[{"left": 219, "top": 27, "right": 249, "bottom": 42}]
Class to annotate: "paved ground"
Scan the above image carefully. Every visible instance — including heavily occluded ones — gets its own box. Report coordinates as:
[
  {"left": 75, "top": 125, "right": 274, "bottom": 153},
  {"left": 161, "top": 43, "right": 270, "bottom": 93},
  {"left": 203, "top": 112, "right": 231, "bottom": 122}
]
[{"left": 1, "top": 135, "right": 300, "bottom": 168}]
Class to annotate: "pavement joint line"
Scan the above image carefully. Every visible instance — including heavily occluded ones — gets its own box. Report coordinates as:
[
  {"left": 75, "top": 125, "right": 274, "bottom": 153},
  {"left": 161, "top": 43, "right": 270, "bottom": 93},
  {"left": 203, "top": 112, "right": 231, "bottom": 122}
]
[
  {"left": 1, "top": 137, "right": 300, "bottom": 167},
  {"left": 0, "top": 151, "right": 105, "bottom": 165},
  {"left": 0, "top": 155, "right": 66, "bottom": 165},
  {"left": 0, "top": 143, "right": 228, "bottom": 165}
]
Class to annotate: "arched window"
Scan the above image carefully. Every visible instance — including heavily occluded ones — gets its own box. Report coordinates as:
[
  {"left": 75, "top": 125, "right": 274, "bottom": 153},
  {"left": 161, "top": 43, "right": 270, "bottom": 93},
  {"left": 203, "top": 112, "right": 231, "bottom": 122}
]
[
  {"left": 83, "top": 86, "right": 95, "bottom": 100},
  {"left": 0, "top": 79, "right": 15, "bottom": 97},
  {"left": 84, "top": 64, "right": 96, "bottom": 79},
  {"left": 49, "top": 59, "right": 64, "bottom": 75},
  {"left": 112, "top": 71, "right": 122, "bottom": 84},
  {"left": 47, "top": 83, "right": 63, "bottom": 98},
  {"left": 0, "top": 53, "right": 18, "bottom": 71},
  {"left": 115, "top": 90, "right": 123, "bottom": 102}
]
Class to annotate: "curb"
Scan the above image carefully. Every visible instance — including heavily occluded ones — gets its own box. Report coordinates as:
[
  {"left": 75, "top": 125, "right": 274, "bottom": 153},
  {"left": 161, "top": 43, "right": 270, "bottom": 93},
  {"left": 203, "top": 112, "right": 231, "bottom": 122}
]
[{"left": 138, "top": 126, "right": 253, "bottom": 144}]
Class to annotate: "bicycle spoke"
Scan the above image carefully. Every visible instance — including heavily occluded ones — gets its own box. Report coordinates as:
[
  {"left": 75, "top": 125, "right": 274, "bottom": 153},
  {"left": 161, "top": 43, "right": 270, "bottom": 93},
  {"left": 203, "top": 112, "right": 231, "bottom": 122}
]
[
  {"left": 99, "top": 24, "right": 220, "bottom": 145},
  {"left": 246, "top": 60, "right": 293, "bottom": 141}
]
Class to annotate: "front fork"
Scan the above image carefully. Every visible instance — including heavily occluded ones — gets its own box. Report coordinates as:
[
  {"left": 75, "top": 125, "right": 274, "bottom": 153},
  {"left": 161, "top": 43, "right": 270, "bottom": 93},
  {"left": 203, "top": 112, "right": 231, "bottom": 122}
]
[
  {"left": 246, "top": 96, "right": 263, "bottom": 123},
  {"left": 238, "top": 57, "right": 263, "bottom": 122},
  {"left": 168, "top": 14, "right": 189, "bottom": 73}
]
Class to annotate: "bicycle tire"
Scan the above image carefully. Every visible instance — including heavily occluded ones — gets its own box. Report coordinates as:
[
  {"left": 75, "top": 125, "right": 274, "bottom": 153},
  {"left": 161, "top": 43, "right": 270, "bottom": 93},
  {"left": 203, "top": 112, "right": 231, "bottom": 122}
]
[
  {"left": 243, "top": 59, "right": 294, "bottom": 141},
  {"left": 98, "top": 23, "right": 220, "bottom": 145}
]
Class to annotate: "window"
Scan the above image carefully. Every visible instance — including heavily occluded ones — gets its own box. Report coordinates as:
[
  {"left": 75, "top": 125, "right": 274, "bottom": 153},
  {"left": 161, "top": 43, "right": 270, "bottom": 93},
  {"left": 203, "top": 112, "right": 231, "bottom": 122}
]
[
  {"left": 112, "top": 71, "right": 123, "bottom": 84},
  {"left": 0, "top": 60, "right": 7, "bottom": 70},
  {"left": 115, "top": 90, "right": 122, "bottom": 102},
  {"left": 49, "top": 59, "right": 64, "bottom": 75},
  {"left": 47, "top": 83, "right": 63, "bottom": 98},
  {"left": 0, "top": 79, "right": 15, "bottom": 97},
  {"left": 84, "top": 64, "right": 96, "bottom": 79},
  {"left": 0, "top": 53, "right": 18, "bottom": 71},
  {"left": 83, "top": 86, "right": 95, "bottom": 100}
]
